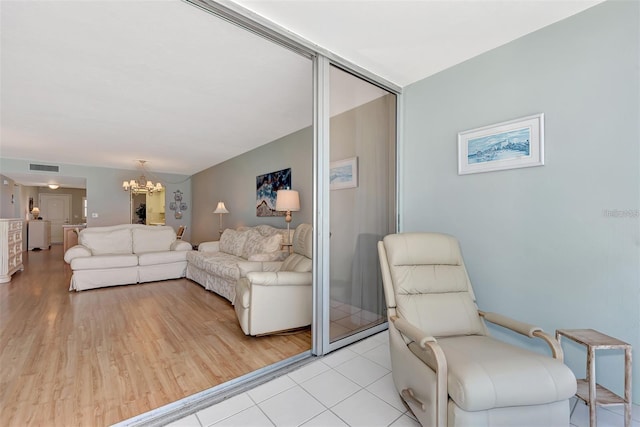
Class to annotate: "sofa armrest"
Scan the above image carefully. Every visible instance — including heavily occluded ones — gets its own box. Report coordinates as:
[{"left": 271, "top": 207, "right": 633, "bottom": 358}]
[
  {"left": 64, "top": 245, "right": 92, "bottom": 264},
  {"left": 245, "top": 271, "right": 312, "bottom": 286},
  {"left": 198, "top": 241, "right": 220, "bottom": 252},
  {"left": 171, "top": 240, "right": 192, "bottom": 251}
]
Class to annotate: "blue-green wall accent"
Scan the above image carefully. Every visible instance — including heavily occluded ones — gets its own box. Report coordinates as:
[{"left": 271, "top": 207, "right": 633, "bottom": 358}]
[{"left": 402, "top": 0, "right": 639, "bottom": 402}]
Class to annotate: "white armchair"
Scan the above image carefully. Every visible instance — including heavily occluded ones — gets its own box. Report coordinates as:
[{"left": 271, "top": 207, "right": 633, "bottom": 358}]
[
  {"left": 377, "top": 232, "right": 577, "bottom": 427},
  {"left": 234, "top": 224, "right": 312, "bottom": 336}
]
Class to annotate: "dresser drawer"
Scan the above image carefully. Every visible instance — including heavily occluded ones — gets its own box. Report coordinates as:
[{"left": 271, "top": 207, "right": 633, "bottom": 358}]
[
  {"left": 9, "top": 242, "right": 22, "bottom": 257},
  {"left": 9, "top": 221, "right": 23, "bottom": 232},
  {"left": 9, "top": 230, "right": 22, "bottom": 244},
  {"left": 9, "top": 254, "right": 19, "bottom": 269}
]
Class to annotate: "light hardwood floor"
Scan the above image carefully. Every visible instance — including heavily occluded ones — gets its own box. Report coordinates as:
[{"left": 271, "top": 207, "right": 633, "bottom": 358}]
[{"left": 0, "top": 245, "right": 311, "bottom": 426}]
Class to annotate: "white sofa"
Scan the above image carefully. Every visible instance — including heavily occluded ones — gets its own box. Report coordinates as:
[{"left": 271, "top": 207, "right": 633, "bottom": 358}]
[
  {"left": 64, "top": 224, "right": 192, "bottom": 291},
  {"left": 186, "top": 225, "right": 293, "bottom": 303},
  {"left": 234, "top": 223, "right": 312, "bottom": 335}
]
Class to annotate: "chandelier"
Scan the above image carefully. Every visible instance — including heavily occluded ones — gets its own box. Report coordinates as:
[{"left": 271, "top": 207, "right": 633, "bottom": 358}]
[{"left": 122, "top": 160, "right": 163, "bottom": 195}]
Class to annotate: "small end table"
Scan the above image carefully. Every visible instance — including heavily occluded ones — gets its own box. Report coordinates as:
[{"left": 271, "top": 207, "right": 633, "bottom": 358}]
[{"left": 556, "top": 328, "right": 632, "bottom": 427}]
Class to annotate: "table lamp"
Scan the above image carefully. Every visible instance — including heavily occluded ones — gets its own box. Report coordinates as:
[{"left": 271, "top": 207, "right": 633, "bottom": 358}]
[
  {"left": 275, "top": 189, "right": 300, "bottom": 245},
  {"left": 213, "top": 202, "right": 229, "bottom": 236}
]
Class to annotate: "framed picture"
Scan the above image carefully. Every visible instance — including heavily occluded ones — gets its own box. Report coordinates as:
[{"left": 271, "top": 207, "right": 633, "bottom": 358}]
[
  {"left": 458, "top": 113, "right": 544, "bottom": 175},
  {"left": 330, "top": 157, "right": 358, "bottom": 190},
  {"left": 256, "top": 168, "right": 291, "bottom": 217}
]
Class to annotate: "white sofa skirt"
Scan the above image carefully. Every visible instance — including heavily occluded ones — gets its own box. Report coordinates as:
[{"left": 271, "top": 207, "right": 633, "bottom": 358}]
[{"left": 70, "top": 267, "right": 139, "bottom": 291}]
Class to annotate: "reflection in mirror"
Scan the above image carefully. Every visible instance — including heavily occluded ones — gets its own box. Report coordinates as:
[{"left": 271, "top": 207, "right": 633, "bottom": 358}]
[
  {"left": 329, "top": 65, "right": 397, "bottom": 344},
  {"left": 130, "top": 189, "right": 165, "bottom": 225}
]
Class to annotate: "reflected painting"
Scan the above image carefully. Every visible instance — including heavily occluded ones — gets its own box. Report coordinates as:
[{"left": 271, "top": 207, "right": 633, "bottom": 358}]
[{"left": 330, "top": 157, "right": 358, "bottom": 190}]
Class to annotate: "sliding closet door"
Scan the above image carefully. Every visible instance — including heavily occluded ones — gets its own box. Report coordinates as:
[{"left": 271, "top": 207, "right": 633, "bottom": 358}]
[{"left": 327, "top": 65, "right": 396, "bottom": 348}]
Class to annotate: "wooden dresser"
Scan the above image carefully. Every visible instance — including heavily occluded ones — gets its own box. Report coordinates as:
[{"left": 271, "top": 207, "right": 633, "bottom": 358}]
[{"left": 0, "top": 219, "right": 24, "bottom": 283}]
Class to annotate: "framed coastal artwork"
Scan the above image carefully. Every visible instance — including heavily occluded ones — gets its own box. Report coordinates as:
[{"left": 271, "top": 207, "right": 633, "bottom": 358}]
[
  {"left": 330, "top": 157, "right": 358, "bottom": 190},
  {"left": 256, "top": 168, "right": 291, "bottom": 217},
  {"left": 458, "top": 114, "right": 544, "bottom": 175}
]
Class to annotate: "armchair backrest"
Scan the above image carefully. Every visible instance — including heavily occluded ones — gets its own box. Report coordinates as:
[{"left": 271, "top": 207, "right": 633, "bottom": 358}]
[
  {"left": 281, "top": 224, "right": 312, "bottom": 272},
  {"left": 379, "top": 232, "right": 487, "bottom": 338}
]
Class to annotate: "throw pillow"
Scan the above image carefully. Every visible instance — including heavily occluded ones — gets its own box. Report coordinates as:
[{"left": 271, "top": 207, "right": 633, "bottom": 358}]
[
  {"left": 242, "top": 230, "right": 282, "bottom": 259},
  {"left": 219, "top": 229, "right": 247, "bottom": 257},
  {"left": 80, "top": 228, "right": 133, "bottom": 255}
]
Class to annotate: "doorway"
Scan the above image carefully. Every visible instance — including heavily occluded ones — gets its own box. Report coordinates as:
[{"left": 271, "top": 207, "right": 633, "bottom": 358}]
[{"left": 38, "top": 193, "right": 71, "bottom": 243}]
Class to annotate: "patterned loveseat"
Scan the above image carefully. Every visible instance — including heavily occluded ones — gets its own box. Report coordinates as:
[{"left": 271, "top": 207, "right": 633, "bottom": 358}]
[{"left": 186, "top": 225, "right": 293, "bottom": 303}]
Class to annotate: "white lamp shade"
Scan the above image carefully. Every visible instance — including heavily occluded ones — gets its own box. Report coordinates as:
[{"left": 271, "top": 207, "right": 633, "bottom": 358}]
[
  {"left": 276, "top": 190, "right": 300, "bottom": 212},
  {"left": 213, "top": 201, "right": 229, "bottom": 214}
]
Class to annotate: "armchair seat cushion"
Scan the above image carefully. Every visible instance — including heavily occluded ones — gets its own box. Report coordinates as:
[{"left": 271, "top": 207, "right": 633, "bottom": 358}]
[
  {"left": 70, "top": 254, "right": 138, "bottom": 270},
  {"left": 410, "top": 335, "right": 577, "bottom": 412}
]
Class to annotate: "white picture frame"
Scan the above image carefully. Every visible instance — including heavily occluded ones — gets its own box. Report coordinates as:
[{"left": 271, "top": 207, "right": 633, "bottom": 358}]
[
  {"left": 330, "top": 157, "right": 358, "bottom": 190},
  {"left": 458, "top": 113, "right": 544, "bottom": 175}
]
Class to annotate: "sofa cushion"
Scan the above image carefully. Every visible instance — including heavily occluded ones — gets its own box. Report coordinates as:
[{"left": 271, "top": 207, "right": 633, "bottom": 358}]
[
  {"left": 242, "top": 229, "right": 282, "bottom": 259},
  {"left": 132, "top": 227, "right": 176, "bottom": 253},
  {"left": 138, "top": 250, "right": 188, "bottom": 266},
  {"left": 80, "top": 228, "right": 133, "bottom": 255},
  {"left": 187, "top": 251, "right": 243, "bottom": 281},
  {"left": 71, "top": 254, "right": 138, "bottom": 270},
  {"left": 219, "top": 229, "right": 247, "bottom": 257}
]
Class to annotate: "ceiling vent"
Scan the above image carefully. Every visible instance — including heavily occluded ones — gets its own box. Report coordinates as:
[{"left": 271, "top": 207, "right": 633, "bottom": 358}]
[{"left": 29, "top": 163, "right": 60, "bottom": 173}]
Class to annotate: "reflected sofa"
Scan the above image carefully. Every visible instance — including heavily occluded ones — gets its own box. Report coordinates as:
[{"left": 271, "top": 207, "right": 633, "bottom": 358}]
[{"left": 64, "top": 224, "right": 192, "bottom": 291}]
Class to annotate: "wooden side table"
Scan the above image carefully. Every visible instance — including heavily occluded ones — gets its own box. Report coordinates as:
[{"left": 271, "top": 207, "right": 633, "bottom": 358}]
[{"left": 556, "top": 329, "right": 632, "bottom": 427}]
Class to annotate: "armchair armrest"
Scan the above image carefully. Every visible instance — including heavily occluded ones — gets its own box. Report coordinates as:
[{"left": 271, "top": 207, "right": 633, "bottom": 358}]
[
  {"left": 479, "top": 311, "right": 564, "bottom": 360},
  {"left": 64, "top": 245, "right": 92, "bottom": 264},
  {"left": 170, "top": 240, "right": 192, "bottom": 251},
  {"left": 391, "top": 316, "right": 437, "bottom": 349},
  {"left": 391, "top": 316, "right": 447, "bottom": 426},
  {"left": 245, "top": 271, "right": 311, "bottom": 286},
  {"left": 198, "top": 241, "right": 220, "bottom": 252}
]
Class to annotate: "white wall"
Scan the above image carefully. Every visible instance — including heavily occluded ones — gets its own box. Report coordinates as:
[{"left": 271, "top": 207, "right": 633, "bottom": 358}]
[
  {"left": 0, "top": 159, "right": 192, "bottom": 240},
  {"left": 0, "top": 174, "right": 17, "bottom": 218},
  {"left": 402, "top": 0, "right": 639, "bottom": 402}
]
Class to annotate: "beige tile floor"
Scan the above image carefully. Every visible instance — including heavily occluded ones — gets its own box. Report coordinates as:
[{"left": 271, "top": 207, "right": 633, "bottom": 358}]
[{"left": 165, "top": 331, "right": 640, "bottom": 427}]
